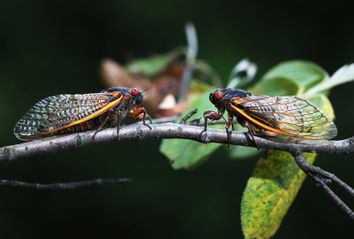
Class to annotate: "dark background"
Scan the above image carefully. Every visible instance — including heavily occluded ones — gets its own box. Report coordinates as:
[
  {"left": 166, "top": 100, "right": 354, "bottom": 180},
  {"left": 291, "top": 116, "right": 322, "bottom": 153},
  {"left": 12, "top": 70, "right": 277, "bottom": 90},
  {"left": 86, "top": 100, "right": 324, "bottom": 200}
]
[{"left": 0, "top": 1, "right": 353, "bottom": 238}]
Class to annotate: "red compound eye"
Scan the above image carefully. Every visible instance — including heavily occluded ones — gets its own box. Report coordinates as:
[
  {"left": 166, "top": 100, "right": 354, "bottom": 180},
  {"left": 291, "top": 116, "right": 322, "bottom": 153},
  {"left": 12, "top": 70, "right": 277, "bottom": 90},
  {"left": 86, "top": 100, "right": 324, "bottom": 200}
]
[
  {"left": 214, "top": 90, "right": 223, "bottom": 100},
  {"left": 131, "top": 88, "right": 139, "bottom": 96}
]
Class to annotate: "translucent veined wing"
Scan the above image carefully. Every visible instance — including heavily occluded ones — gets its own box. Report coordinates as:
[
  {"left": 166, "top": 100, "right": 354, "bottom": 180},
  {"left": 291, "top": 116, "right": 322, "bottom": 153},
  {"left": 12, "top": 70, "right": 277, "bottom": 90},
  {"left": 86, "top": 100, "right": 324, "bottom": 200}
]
[
  {"left": 230, "top": 95, "right": 337, "bottom": 140},
  {"left": 14, "top": 92, "right": 123, "bottom": 140}
]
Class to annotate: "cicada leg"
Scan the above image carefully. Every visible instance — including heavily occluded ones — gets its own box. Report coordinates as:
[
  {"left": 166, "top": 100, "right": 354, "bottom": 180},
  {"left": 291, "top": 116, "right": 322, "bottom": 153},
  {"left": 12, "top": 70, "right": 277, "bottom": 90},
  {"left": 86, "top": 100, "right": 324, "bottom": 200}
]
[
  {"left": 130, "top": 107, "right": 152, "bottom": 129},
  {"left": 110, "top": 112, "right": 122, "bottom": 140},
  {"left": 224, "top": 114, "right": 235, "bottom": 147},
  {"left": 245, "top": 125, "right": 259, "bottom": 149},
  {"left": 228, "top": 113, "right": 235, "bottom": 131},
  {"left": 201, "top": 110, "right": 232, "bottom": 144},
  {"left": 92, "top": 111, "right": 112, "bottom": 140},
  {"left": 179, "top": 108, "right": 198, "bottom": 124},
  {"left": 202, "top": 110, "right": 223, "bottom": 132},
  {"left": 236, "top": 116, "right": 259, "bottom": 149}
]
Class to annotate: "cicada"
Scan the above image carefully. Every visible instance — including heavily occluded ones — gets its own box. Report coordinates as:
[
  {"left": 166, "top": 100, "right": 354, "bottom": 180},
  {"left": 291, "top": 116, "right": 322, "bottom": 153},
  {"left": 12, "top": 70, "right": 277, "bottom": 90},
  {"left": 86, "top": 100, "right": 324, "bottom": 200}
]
[
  {"left": 14, "top": 87, "right": 151, "bottom": 141},
  {"left": 203, "top": 88, "right": 337, "bottom": 142}
]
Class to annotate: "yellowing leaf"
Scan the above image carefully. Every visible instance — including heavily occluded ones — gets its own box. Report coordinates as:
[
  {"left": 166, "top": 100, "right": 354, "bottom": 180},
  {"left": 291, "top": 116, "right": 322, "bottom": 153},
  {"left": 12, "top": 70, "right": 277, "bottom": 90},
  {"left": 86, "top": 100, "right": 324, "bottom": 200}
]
[{"left": 241, "top": 151, "right": 316, "bottom": 239}]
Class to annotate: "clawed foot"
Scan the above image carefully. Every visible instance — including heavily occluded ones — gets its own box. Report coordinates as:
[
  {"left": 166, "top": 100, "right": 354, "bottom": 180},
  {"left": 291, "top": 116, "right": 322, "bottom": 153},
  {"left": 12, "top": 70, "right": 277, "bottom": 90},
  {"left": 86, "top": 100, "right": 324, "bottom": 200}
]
[
  {"left": 199, "top": 129, "right": 208, "bottom": 142},
  {"left": 92, "top": 131, "right": 99, "bottom": 140},
  {"left": 130, "top": 107, "right": 152, "bottom": 130},
  {"left": 244, "top": 132, "right": 259, "bottom": 150},
  {"left": 143, "top": 113, "right": 152, "bottom": 130},
  {"left": 144, "top": 122, "right": 152, "bottom": 130}
]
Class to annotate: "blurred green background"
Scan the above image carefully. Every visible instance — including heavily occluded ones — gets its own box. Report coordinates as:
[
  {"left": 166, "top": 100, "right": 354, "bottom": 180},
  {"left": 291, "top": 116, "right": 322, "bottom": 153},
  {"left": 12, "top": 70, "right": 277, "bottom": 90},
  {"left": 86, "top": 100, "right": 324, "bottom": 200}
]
[{"left": 0, "top": 1, "right": 353, "bottom": 238}]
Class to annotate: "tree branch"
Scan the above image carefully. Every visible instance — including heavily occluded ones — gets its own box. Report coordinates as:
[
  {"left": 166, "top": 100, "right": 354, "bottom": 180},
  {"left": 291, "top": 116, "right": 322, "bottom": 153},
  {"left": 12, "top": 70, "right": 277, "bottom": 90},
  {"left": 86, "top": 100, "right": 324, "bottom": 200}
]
[
  {"left": 1, "top": 122, "right": 354, "bottom": 162},
  {"left": 0, "top": 122, "right": 353, "bottom": 218}
]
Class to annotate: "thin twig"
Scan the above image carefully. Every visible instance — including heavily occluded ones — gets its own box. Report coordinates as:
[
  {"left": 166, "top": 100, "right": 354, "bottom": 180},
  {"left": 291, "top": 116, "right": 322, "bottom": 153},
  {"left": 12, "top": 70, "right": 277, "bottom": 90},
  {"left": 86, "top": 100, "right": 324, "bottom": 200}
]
[
  {"left": 0, "top": 178, "right": 132, "bottom": 190},
  {"left": 313, "top": 175, "right": 354, "bottom": 219},
  {"left": 292, "top": 151, "right": 354, "bottom": 219}
]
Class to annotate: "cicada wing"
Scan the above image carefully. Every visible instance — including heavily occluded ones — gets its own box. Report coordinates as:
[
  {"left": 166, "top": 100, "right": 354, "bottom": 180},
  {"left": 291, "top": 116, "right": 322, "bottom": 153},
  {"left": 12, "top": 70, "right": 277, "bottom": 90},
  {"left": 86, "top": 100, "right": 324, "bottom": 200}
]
[
  {"left": 14, "top": 92, "right": 123, "bottom": 140},
  {"left": 232, "top": 95, "right": 337, "bottom": 140}
]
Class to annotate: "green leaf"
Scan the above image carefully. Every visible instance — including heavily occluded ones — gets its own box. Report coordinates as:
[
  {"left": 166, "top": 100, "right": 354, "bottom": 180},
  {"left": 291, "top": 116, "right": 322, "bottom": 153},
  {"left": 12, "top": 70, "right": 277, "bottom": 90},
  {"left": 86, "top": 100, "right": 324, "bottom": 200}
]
[
  {"left": 252, "top": 60, "right": 328, "bottom": 96},
  {"left": 241, "top": 151, "right": 316, "bottom": 239},
  {"left": 251, "top": 77, "right": 299, "bottom": 96},
  {"left": 229, "top": 145, "right": 261, "bottom": 159},
  {"left": 160, "top": 91, "right": 224, "bottom": 170},
  {"left": 126, "top": 54, "right": 170, "bottom": 77},
  {"left": 160, "top": 138, "right": 221, "bottom": 170},
  {"left": 303, "top": 63, "right": 354, "bottom": 97}
]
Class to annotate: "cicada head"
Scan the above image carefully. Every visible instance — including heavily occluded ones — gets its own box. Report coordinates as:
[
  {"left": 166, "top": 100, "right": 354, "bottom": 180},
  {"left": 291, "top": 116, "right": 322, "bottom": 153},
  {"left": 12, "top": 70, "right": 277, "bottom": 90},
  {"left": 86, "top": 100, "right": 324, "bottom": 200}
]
[
  {"left": 102, "top": 87, "right": 143, "bottom": 106},
  {"left": 130, "top": 88, "right": 143, "bottom": 106},
  {"left": 209, "top": 88, "right": 251, "bottom": 110}
]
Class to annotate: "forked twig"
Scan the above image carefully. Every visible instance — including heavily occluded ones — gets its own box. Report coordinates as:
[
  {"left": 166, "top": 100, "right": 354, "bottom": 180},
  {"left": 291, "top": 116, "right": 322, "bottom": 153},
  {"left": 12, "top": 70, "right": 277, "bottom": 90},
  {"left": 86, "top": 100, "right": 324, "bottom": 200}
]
[{"left": 292, "top": 150, "right": 354, "bottom": 219}]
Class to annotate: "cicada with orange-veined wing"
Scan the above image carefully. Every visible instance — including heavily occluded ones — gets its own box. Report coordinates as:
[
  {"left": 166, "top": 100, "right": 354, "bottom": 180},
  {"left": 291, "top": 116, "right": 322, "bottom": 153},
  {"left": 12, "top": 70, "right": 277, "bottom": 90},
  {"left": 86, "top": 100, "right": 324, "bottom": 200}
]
[
  {"left": 14, "top": 87, "right": 151, "bottom": 141},
  {"left": 203, "top": 88, "right": 337, "bottom": 143}
]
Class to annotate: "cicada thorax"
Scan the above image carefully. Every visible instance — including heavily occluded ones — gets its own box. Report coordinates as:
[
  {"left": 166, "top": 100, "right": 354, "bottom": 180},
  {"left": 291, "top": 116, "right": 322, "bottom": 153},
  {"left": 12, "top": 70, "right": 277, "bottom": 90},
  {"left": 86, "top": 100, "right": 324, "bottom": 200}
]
[{"left": 14, "top": 87, "right": 145, "bottom": 141}]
